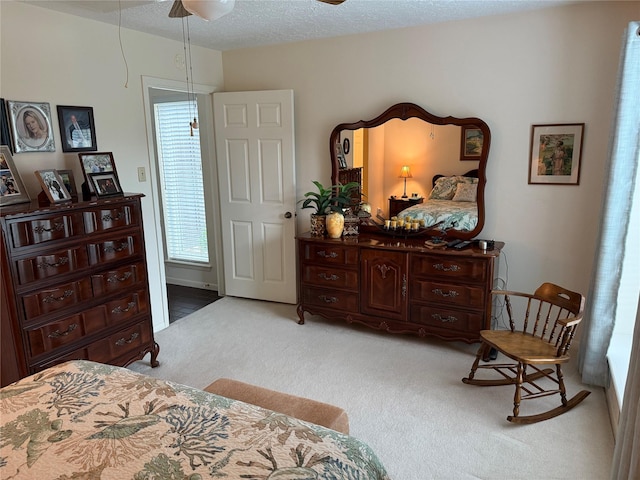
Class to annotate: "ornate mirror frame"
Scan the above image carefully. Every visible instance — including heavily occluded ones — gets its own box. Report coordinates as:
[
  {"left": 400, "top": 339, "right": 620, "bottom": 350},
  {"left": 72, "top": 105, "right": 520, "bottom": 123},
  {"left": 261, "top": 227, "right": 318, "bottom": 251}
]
[{"left": 329, "top": 102, "right": 491, "bottom": 240}]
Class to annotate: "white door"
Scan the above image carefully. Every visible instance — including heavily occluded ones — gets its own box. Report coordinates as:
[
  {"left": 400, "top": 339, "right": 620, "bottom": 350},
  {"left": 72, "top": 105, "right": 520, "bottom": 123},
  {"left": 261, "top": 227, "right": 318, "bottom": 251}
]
[{"left": 214, "top": 90, "right": 296, "bottom": 304}]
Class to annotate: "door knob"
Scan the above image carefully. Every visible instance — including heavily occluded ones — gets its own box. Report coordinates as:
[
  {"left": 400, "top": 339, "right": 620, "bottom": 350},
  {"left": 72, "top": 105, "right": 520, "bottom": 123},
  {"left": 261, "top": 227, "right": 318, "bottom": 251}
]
[{"left": 284, "top": 212, "right": 292, "bottom": 218}]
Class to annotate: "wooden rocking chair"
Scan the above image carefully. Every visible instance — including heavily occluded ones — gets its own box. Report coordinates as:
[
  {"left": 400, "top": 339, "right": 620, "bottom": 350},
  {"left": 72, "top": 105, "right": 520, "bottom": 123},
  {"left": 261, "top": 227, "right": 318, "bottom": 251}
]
[{"left": 462, "top": 283, "right": 590, "bottom": 424}]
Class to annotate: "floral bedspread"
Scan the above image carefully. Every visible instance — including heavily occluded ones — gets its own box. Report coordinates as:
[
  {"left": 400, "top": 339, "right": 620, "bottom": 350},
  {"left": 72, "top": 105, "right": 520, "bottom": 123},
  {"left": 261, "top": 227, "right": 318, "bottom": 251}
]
[
  {"left": 397, "top": 200, "right": 478, "bottom": 231},
  {"left": 0, "top": 361, "right": 390, "bottom": 479}
]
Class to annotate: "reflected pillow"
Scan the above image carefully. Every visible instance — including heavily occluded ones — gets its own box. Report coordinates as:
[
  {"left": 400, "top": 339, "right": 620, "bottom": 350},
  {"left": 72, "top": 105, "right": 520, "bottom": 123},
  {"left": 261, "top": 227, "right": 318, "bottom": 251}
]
[
  {"left": 452, "top": 182, "right": 478, "bottom": 202},
  {"left": 429, "top": 175, "right": 477, "bottom": 200}
]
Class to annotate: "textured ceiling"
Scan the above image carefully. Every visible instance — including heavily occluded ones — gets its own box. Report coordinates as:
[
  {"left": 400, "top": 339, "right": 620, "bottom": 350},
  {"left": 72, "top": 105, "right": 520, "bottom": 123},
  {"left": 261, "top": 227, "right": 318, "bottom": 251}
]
[{"left": 22, "top": 0, "right": 580, "bottom": 51}]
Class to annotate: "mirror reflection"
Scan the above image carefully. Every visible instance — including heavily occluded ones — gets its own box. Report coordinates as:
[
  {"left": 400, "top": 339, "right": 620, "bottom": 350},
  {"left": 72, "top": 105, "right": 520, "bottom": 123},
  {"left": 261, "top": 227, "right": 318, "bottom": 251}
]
[{"left": 330, "top": 103, "right": 490, "bottom": 239}]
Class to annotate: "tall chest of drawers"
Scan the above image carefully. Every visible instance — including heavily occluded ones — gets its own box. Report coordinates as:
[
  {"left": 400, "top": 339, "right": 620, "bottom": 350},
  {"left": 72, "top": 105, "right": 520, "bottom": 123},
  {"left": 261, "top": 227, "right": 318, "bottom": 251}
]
[
  {"left": 297, "top": 233, "right": 503, "bottom": 344},
  {"left": 1, "top": 194, "right": 159, "bottom": 387}
]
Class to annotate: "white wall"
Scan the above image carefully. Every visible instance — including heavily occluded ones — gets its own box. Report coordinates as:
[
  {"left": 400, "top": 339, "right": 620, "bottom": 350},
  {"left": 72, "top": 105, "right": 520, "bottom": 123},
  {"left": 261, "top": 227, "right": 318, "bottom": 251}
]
[
  {"left": 221, "top": 1, "right": 639, "bottom": 299},
  {"left": 1, "top": 1, "right": 224, "bottom": 330}
]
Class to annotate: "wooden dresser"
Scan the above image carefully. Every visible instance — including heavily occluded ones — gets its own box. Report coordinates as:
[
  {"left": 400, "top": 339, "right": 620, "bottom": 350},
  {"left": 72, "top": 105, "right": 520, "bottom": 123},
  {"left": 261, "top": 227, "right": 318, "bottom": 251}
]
[
  {"left": 297, "top": 232, "right": 503, "bottom": 343},
  {"left": 0, "top": 194, "right": 159, "bottom": 387}
]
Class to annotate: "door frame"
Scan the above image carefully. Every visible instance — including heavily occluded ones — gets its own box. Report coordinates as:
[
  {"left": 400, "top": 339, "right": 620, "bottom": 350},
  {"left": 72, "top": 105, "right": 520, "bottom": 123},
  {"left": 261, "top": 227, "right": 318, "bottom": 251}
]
[{"left": 141, "top": 76, "right": 223, "bottom": 331}]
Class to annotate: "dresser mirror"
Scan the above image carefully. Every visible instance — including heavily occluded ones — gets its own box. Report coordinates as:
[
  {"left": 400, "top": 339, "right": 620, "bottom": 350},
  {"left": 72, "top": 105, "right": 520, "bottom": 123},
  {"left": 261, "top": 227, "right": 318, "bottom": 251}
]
[{"left": 330, "top": 102, "right": 491, "bottom": 240}]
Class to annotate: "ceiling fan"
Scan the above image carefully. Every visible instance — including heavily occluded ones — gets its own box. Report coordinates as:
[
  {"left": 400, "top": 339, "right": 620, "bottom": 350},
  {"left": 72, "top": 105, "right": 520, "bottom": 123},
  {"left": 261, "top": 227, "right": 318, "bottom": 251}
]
[{"left": 169, "top": 0, "right": 346, "bottom": 20}]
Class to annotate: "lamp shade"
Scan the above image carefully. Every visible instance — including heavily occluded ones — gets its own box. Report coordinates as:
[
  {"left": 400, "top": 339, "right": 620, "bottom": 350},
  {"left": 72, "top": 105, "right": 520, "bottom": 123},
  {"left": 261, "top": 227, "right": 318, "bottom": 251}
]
[
  {"left": 398, "top": 165, "right": 412, "bottom": 178},
  {"left": 182, "top": 0, "right": 235, "bottom": 21}
]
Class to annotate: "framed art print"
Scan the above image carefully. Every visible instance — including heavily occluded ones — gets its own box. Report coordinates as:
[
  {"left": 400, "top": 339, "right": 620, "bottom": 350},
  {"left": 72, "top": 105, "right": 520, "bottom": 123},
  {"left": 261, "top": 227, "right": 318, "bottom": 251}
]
[
  {"left": 0, "top": 145, "right": 31, "bottom": 206},
  {"left": 6, "top": 100, "right": 56, "bottom": 153},
  {"left": 460, "top": 125, "right": 484, "bottom": 160},
  {"left": 529, "top": 123, "right": 584, "bottom": 185},
  {"left": 57, "top": 105, "right": 97, "bottom": 152},
  {"left": 35, "top": 169, "right": 72, "bottom": 204},
  {"left": 57, "top": 169, "right": 79, "bottom": 199},
  {"left": 89, "top": 171, "right": 123, "bottom": 198},
  {"left": 78, "top": 152, "right": 116, "bottom": 192}
]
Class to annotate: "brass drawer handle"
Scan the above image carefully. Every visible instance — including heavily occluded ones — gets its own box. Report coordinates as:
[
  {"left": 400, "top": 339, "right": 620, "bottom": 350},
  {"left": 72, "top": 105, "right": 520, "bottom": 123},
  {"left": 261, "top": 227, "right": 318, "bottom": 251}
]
[
  {"left": 317, "top": 250, "right": 338, "bottom": 258},
  {"left": 102, "top": 211, "right": 124, "bottom": 222},
  {"left": 432, "top": 313, "right": 458, "bottom": 323},
  {"left": 115, "top": 332, "right": 139, "bottom": 346},
  {"left": 43, "top": 290, "right": 73, "bottom": 303},
  {"left": 402, "top": 274, "right": 407, "bottom": 298},
  {"left": 318, "top": 295, "right": 338, "bottom": 304},
  {"left": 432, "top": 288, "right": 459, "bottom": 298},
  {"left": 48, "top": 323, "right": 78, "bottom": 338},
  {"left": 112, "top": 301, "right": 136, "bottom": 314},
  {"left": 107, "top": 272, "right": 133, "bottom": 283},
  {"left": 33, "top": 222, "right": 64, "bottom": 234},
  {"left": 104, "top": 242, "right": 129, "bottom": 253},
  {"left": 433, "top": 263, "right": 461, "bottom": 272},
  {"left": 318, "top": 272, "right": 339, "bottom": 281},
  {"left": 37, "top": 257, "right": 69, "bottom": 269}
]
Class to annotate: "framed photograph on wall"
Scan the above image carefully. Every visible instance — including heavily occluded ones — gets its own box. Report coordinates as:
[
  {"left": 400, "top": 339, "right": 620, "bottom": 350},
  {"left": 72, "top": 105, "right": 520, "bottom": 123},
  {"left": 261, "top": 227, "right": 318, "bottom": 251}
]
[
  {"left": 57, "top": 105, "right": 97, "bottom": 152},
  {"left": 528, "top": 123, "right": 584, "bottom": 185},
  {"left": 6, "top": 100, "right": 56, "bottom": 153},
  {"left": 35, "top": 169, "right": 72, "bottom": 204},
  {"left": 78, "top": 152, "right": 116, "bottom": 193},
  {"left": 89, "top": 171, "right": 123, "bottom": 198},
  {"left": 0, "top": 145, "right": 31, "bottom": 206},
  {"left": 460, "top": 125, "right": 484, "bottom": 160},
  {"left": 57, "top": 169, "right": 79, "bottom": 199}
]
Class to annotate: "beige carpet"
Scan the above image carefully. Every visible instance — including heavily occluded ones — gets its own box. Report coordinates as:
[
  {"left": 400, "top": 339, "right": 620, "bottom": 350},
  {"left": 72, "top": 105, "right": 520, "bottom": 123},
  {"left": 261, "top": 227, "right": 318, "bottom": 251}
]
[{"left": 130, "top": 296, "right": 614, "bottom": 479}]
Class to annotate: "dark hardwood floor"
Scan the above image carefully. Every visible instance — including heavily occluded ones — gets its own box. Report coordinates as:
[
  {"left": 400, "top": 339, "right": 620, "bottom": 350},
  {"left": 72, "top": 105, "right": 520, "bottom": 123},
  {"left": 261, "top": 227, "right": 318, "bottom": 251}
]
[{"left": 166, "top": 284, "right": 222, "bottom": 323}]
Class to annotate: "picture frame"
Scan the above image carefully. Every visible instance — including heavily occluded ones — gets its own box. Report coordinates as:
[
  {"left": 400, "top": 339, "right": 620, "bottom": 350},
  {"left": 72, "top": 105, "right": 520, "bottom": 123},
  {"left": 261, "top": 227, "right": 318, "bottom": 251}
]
[
  {"left": 78, "top": 152, "right": 117, "bottom": 193},
  {"left": 6, "top": 100, "right": 56, "bottom": 153},
  {"left": 57, "top": 169, "right": 79, "bottom": 199},
  {"left": 57, "top": 105, "right": 97, "bottom": 153},
  {"left": 35, "top": 169, "right": 72, "bottom": 204},
  {"left": 460, "top": 125, "right": 484, "bottom": 160},
  {"left": 528, "top": 123, "right": 584, "bottom": 185},
  {"left": 336, "top": 141, "right": 347, "bottom": 169},
  {"left": 89, "top": 171, "right": 123, "bottom": 198},
  {"left": 0, "top": 145, "right": 31, "bottom": 206}
]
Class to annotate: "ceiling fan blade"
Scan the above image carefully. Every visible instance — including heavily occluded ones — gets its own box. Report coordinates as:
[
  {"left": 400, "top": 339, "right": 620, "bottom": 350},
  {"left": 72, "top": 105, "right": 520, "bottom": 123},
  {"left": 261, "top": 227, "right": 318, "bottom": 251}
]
[
  {"left": 169, "top": 0, "right": 192, "bottom": 18},
  {"left": 317, "top": 0, "right": 347, "bottom": 4}
]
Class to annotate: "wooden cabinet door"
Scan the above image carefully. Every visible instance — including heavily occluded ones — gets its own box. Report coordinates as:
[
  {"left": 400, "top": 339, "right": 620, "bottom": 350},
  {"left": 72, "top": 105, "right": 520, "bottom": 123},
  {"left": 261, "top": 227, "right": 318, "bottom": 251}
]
[{"left": 361, "top": 248, "right": 408, "bottom": 321}]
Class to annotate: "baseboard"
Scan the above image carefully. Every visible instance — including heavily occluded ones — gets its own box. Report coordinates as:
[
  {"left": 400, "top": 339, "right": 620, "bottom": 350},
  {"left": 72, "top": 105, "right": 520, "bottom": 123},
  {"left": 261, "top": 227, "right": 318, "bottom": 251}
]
[
  {"left": 606, "top": 360, "right": 620, "bottom": 439},
  {"left": 166, "top": 278, "right": 218, "bottom": 291}
]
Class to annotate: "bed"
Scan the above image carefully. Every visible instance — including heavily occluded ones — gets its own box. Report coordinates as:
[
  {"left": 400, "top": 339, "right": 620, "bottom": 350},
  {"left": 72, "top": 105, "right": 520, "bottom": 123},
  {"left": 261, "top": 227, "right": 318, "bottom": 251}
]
[
  {"left": 396, "top": 170, "right": 479, "bottom": 231},
  {"left": 0, "top": 360, "right": 390, "bottom": 479}
]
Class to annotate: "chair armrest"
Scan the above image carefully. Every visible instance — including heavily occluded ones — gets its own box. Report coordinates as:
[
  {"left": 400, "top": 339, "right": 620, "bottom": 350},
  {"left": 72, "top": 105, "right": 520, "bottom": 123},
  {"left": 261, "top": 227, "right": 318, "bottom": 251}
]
[{"left": 558, "top": 315, "right": 582, "bottom": 328}]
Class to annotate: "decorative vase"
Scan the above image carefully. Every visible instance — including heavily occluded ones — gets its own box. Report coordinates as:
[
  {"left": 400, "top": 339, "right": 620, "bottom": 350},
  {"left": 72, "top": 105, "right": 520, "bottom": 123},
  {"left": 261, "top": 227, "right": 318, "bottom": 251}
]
[
  {"left": 326, "top": 211, "right": 345, "bottom": 239},
  {"left": 310, "top": 214, "right": 326, "bottom": 236}
]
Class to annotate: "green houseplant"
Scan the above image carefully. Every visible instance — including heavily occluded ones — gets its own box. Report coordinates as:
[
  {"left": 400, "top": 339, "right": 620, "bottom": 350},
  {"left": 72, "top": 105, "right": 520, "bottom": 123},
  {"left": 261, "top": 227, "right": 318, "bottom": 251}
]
[{"left": 300, "top": 181, "right": 359, "bottom": 236}]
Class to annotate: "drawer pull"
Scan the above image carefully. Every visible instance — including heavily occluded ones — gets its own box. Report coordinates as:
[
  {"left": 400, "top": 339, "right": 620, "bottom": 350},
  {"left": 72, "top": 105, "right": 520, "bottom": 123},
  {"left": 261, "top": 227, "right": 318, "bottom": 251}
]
[
  {"left": 317, "top": 250, "right": 338, "bottom": 259},
  {"left": 43, "top": 290, "right": 74, "bottom": 303},
  {"left": 37, "top": 257, "right": 69, "bottom": 269},
  {"left": 102, "top": 211, "right": 124, "bottom": 222},
  {"left": 433, "top": 263, "right": 461, "bottom": 272},
  {"left": 115, "top": 332, "right": 139, "bottom": 346},
  {"left": 318, "top": 295, "right": 338, "bottom": 304},
  {"left": 318, "top": 272, "right": 339, "bottom": 281},
  {"left": 104, "top": 242, "right": 129, "bottom": 253},
  {"left": 47, "top": 323, "right": 78, "bottom": 338},
  {"left": 33, "top": 222, "right": 64, "bottom": 234},
  {"left": 402, "top": 274, "right": 407, "bottom": 298},
  {"left": 107, "top": 272, "right": 133, "bottom": 283},
  {"left": 432, "top": 288, "right": 459, "bottom": 298},
  {"left": 112, "top": 301, "right": 136, "bottom": 314},
  {"left": 432, "top": 313, "right": 458, "bottom": 323}
]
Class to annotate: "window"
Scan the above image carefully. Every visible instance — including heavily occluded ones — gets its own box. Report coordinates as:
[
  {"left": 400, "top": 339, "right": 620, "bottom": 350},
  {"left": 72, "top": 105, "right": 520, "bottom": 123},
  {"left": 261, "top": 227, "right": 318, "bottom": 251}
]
[{"left": 154, "top": 100, "right": 209, "bottom": 264}]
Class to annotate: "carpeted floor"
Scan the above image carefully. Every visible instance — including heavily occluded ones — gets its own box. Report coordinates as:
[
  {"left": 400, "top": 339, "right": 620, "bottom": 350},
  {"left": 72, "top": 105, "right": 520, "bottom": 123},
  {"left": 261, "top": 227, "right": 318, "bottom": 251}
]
[{"left": 130, "top": 296, "right": 615, "bottom": 480}]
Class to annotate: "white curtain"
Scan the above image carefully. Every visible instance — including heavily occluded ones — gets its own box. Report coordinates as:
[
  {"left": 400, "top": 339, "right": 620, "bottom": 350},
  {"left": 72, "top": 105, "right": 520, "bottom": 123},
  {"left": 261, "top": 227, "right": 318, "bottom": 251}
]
[{"left": 578, "top": 22, "right": 640, "bottom": 387}]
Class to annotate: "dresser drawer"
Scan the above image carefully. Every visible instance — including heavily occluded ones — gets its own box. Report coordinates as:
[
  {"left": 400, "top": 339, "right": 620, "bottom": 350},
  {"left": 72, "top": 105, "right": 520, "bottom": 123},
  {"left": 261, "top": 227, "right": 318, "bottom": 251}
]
[
  {"left": 91, "top": 263, "right": 147, "bottom": 296},
  {"left": 16, "top": 246, "right": 90, "bottom": 285},
  {"left": 301, "top": 286, "right": 359, "bottom": 313},
  {"left": 412, "top": 279, "right": 485, "bottom": 308},
  {"left": 83, "top": 204, "right": 138, "bottom": 234},
  {"left": 87, "top": 233, "right": 142, "bottom": 265},
  {"left": 301, "top": 265, "right": 358, "bottom": 290},
  {"left": 9, "top": 212, "right": 84, "bottom": 248},
  {"left": 411, "top": 254, "right": 487, "bottom": 282},
  {"left": 103, "top": 291, "right": 149, "bottom": 324},
  {"left": 87, "top": 320, "right": 153, "bottom": 363},
  {"left": 410, "top": 304, "right": 484, "bottom": 333},
  {"left": 22, "top": 278, "right": 93, "bottom": 320},
  {"left": 301, "top": 243, "right": 358, "bottom": 266},
  {"left": 25, "top": 307, "right": 109, "bottom": 358}
]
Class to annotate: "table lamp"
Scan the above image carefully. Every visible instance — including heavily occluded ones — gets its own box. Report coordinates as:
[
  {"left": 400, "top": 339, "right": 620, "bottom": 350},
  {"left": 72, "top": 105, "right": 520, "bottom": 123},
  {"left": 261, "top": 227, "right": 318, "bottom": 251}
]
[{"left": 399, "top": 165, "right": 412, "bottom": 198}]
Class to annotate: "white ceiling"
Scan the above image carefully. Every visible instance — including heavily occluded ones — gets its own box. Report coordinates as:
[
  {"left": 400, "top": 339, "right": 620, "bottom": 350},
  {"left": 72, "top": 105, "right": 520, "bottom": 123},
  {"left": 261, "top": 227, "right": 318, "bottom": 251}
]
[{"left": 22, "top": 0, "right": 582, "bottom": 51}]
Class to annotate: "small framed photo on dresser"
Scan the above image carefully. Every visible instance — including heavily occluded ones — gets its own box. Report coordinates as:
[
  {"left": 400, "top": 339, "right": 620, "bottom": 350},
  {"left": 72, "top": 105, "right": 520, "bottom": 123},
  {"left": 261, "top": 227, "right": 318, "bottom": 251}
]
[
  {"left": 89, "top": 171, "right": 123, "bottom": 198},
  {"left": 35, "top": 169, "right": 72, "bottom": 204}
]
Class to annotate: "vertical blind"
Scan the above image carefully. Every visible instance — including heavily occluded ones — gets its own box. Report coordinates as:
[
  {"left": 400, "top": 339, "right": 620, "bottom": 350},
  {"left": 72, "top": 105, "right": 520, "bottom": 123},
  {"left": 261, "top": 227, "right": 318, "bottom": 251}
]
[{"left": 154, "top": 100, "right": 209, "bottom": 264}]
